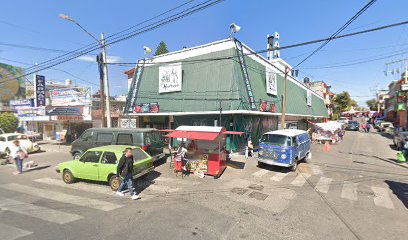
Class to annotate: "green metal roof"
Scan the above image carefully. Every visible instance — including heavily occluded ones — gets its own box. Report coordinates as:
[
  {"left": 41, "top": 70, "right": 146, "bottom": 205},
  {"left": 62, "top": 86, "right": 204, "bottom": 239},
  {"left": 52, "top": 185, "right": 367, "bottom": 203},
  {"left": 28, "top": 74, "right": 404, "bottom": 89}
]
[{"left": 130, "top": 39, "right": 328, "bottom": 118}]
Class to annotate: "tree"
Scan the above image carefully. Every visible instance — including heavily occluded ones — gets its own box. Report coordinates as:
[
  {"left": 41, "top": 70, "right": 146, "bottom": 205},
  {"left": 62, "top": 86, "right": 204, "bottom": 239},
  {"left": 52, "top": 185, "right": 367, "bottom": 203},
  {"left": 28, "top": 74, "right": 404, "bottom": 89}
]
[
  {"left": 154, "top": 41, "right": 169, "bottom": 56},
  {"left": 366, "top": 98, "right": 378, "bottom": 111},
  {"left": 333, "top": 91, "right": 353, "bottom": 112},
  {"left": 0, "top": 112, "right": 18, "bottom": 133}
]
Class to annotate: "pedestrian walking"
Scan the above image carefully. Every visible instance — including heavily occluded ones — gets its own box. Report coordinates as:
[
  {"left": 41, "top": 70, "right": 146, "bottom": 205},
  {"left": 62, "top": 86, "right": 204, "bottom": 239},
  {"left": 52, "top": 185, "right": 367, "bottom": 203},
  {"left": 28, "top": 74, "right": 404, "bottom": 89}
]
[
  {"left": 403, "top": 136, "right": 408, "bottom": 160},
  {"left": 10, "top": 140, "right": 28, "bottom": 175},
  {"left": 366, "top": 123, "right": 371, "bottom": 133},
  {"left": 116, "top": 148, "right": 140, "bottom": 200}
]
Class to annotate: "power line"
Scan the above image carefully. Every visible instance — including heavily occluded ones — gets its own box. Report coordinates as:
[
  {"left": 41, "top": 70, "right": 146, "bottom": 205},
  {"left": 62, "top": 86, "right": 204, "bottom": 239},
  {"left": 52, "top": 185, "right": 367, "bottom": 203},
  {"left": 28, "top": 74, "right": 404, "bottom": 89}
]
[
  {"left": 23, "top": 0, "right": 219, "bottom": 73},
  {"left": 294, "top": 0, "right": 377, "bottom": 68},
  {"left": 0, "top": 41, "right": 95, "bottom": 55}
]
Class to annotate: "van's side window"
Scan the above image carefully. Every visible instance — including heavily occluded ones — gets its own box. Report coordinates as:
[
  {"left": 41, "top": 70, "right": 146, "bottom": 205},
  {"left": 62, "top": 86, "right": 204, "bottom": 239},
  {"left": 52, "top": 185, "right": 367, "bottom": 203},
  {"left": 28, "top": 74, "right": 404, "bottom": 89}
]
[
  {"left": 80, "top": 131, "right": 92, "bottom": 142},
  {"left": 117, "top": 134, "right": 133, "bottom": 145},
  {"left": 97, "top": 133, "right": 113, "bottom": 144}
]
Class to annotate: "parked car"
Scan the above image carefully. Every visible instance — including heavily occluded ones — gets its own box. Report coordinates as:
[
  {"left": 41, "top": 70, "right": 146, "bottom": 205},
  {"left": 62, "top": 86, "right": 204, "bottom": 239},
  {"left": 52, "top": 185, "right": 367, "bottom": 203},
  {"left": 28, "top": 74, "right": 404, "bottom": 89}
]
[
  {"left": 258, "top": 129, "right": 311, "bottom": 171},
  {"left": 58, "top": 145, "right": 154, "bottom": 191},
  {"left": 393, "top": 131, "right": 408, "bottom": 150},
  {"left": 346, "top": 121, "right": 359, "bottom": 131},
  {"left": 70, "top": 128, "right": 165, "bottom": 162},
  {"left": 0, "top": 133, "right": 41, "bottom": 157},
  {"left": 378, "top": 122, "right": 393, "bottom": 132}
]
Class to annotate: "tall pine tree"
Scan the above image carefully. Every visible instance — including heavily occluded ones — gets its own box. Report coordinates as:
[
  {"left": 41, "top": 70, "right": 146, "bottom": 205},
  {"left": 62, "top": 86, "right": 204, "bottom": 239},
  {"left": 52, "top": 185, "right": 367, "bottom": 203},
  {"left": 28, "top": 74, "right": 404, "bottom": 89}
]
[{"left": 154, "top": 41, "right": 169, "bottom": 56}]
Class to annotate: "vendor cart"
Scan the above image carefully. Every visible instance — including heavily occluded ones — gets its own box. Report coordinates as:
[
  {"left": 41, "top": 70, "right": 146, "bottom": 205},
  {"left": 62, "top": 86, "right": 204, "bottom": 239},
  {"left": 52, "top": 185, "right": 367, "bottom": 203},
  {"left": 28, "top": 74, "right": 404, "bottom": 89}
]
[{"left": 163, "top": 126, "right": 243, "bottom": 178}]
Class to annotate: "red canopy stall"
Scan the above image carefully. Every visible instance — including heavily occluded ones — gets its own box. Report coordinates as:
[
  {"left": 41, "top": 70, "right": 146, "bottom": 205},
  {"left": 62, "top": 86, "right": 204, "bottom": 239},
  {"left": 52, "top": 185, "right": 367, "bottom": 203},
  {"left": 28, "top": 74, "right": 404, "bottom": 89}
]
[{"left": 163, "top": 126, "right": 243, "bottom": 178}]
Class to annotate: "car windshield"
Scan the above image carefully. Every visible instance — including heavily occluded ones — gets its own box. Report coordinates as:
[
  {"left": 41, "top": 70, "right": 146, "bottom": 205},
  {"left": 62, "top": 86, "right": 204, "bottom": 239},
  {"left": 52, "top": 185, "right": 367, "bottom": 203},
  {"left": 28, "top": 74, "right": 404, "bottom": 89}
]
[{"left": 260, "top": 134, "right": 291, "bottom": 146}]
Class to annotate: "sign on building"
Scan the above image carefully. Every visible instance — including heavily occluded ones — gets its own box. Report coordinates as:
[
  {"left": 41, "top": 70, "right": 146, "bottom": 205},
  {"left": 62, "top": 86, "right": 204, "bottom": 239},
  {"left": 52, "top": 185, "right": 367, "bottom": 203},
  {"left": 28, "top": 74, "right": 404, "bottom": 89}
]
[
  {"left": 9, "top": 99, "right": 34, "bottom": 112},
  {"left": 134, "top": 102, "right": 159, "bottom": 113},
  {"left": 34, "top": 75, "right": 46, "bottom": 107},
  {"left": 401, "top": 84, "right": 408, "bottom": 91},
  {"left": 159, "top": 63, "right": 182, "bottom": 93},
  {"left": 17, "top": 107, "right": 49, "bottom": 121},
  {"left": 47, "top": 107, "right": 81, "bottom": 116},
  {"left": 120, "top": 118, "right": 137, "bottom": 128},
  {"left": 266, "top": 68, "right": 277, "bottom": 95},
  {"left": 49, "top": 87, "right": 91, "bottom": 106},
  {"left": 307, "top": 90, "right": 312, "bottom": 106}
]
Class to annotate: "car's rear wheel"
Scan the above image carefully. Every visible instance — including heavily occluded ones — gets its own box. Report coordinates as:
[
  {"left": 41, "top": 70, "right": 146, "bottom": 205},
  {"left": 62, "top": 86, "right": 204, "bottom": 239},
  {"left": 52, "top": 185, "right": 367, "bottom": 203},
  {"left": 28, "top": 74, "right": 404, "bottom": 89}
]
[
  {"left": 62, "top": 170, "right": 75, "bottom": 184},
  {"left": 5, "top": 148, "right": 10, "bottom": 157},
  {"left": 73, "top": 152, "right": 81, "bottom": 160},
  {"left": 109, "top": 175, "right": 121, "bottom": 191}
]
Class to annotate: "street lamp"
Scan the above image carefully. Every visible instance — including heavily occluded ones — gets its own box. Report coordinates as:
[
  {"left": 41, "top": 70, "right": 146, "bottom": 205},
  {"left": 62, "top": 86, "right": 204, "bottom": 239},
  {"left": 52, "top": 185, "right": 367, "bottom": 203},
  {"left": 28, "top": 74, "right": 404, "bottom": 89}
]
[{"left": 59, "top": 13, "right": 112, "bottom": 128}]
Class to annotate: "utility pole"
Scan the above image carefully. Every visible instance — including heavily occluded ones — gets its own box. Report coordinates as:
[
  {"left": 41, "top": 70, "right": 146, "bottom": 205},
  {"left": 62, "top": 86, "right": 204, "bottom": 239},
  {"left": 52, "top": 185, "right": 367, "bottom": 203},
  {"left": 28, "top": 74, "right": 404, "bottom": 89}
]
[
  {"left": 281, "top": 66, "right": 289, "bottom": 129},
  {"left": 101, "top": 33, "right": 112, "bottom": 128},
  {"left": 97, "top": 54, "right": 106, "bottom": 127}
]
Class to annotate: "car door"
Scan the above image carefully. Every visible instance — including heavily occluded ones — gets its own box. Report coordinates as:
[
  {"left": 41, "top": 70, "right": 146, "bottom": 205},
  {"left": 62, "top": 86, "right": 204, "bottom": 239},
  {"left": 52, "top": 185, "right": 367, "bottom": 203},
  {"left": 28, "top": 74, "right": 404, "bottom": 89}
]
[
  {"left": 76, "top": 151, "right": 101, "bottom": 180},
  {"left": 98, "top": 151, "right": 119, "bottom": 181}
]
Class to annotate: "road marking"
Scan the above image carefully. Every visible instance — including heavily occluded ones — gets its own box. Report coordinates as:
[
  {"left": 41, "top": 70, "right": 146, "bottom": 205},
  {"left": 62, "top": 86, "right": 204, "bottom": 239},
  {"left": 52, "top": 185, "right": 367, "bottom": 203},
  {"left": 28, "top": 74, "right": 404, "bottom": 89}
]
[
  {"left": 371, "top": 187, "right": 394, "bottom": 209},
  {"left": 341, "top": 181, "right": 358, "bottom": 201},
  {"left": 34, "top": 178, "right": 114, "bottom": 195},
  {"left": 290, "top": 173, "right": 312, "bottom": 187},
  {"left": 252, "top": 169, "right": 270, "bottom": 178},
  {"left": 270, "top": 172, "right": 289, "bottom": 182},
  {"left": 314, "top": 177, "right": 332, "bottom": 193},
  {"left": 0, "top": 183, "right": 123, "bottom": 212},
  {"left": 310, "top": 165, "right": 323, "bottom": 175},
  {"left": 0, "top": 198, "right": 83, "bottom": 224},
  {"left": 0, "top": 223, "right": 32, "bottom": 240}
]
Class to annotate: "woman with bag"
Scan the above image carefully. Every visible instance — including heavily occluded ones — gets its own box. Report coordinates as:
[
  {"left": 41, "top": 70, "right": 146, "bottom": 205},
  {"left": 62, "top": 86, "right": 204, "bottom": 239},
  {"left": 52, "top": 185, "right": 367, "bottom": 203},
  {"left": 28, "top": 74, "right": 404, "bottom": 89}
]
[{"left": 10, "top": 140, "right": 28, "bottom": 175}]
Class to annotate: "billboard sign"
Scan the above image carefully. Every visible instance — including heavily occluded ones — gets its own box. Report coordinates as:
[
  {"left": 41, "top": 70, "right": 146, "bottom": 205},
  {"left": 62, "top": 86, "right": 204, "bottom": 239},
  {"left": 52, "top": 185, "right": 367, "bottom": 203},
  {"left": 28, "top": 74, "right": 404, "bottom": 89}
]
[
  {"left": 266, "top": 68, "right": 277, "bottom": 95},
  {"left": 9, "top": 99, "right": 34, "bottom": 112},
  {"left": 159, "top": 63, "right": 182, "bottom": 93},
  {"left": 17, "top": 107, "right": 49, "bottom": 121},
  {"left": 34, "top": 75, "right": 46, "bottom": 107},
  {"left": 47, "top": 107, "right": 81, "bottom": 116},
  {"left": 50, "top": 87, "right": 91, "bottom": 106}
]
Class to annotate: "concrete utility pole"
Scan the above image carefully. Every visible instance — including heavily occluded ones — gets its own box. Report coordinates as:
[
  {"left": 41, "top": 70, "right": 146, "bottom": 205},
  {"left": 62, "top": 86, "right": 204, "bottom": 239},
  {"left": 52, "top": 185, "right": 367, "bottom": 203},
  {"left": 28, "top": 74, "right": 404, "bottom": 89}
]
[
  {"left": 281, "top": 66, "right": 289, "bottom": 129},
  {"left": 97, "top": 54, "right": 106, "bottom": 127},
  {"left": 101, "top": 33, "right": 112, "bottom": 128}
]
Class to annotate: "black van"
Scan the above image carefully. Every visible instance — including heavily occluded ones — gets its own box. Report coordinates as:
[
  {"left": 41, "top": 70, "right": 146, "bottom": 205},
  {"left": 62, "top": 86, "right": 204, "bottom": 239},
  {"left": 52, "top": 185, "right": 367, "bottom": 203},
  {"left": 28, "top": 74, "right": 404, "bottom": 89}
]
[{"left": 70, "top": 128, "right": 165, "bottom": 162}]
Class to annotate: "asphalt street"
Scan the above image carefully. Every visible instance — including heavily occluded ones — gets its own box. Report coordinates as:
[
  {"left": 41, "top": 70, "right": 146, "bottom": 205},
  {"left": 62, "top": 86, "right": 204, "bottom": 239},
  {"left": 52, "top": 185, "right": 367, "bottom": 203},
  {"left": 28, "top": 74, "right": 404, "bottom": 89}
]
[{"left": 0, "top": 130, "right": 407, "bottom": 240}]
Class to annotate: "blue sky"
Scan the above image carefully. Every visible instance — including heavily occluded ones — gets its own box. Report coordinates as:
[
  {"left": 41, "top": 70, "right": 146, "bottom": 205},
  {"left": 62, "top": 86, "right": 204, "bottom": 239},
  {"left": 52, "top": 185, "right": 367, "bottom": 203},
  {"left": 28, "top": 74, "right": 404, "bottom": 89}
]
[{"left": 1, "top": 0, "right": 408, "bottom": 107}]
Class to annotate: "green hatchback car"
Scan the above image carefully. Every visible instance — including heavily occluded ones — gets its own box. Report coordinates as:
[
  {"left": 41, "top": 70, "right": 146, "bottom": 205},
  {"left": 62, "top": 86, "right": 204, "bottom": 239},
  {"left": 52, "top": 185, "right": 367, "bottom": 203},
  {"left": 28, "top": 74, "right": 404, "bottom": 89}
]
[{"left": 58, "top": 145, "right": 154, "bottom": 191}]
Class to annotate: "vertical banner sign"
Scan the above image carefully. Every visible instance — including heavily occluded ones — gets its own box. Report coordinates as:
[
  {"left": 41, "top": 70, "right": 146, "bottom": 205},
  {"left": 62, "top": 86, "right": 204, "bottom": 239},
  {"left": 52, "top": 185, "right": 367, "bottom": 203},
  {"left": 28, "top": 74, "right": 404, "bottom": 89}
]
[
  {"left": 124, "top": 60, "right": 145, "bottom": 114},
  {"left": 266, "top": 67, "right": 278, "bottom": 95},
  {"left": 233, "top": 39, "right": 257, "bottom": 111},
  {"left": 34, "top": 75, "right": 46, "bottom": 107},
  {"left": 307, "top": 90, "right": 312, "bottom": 106}
]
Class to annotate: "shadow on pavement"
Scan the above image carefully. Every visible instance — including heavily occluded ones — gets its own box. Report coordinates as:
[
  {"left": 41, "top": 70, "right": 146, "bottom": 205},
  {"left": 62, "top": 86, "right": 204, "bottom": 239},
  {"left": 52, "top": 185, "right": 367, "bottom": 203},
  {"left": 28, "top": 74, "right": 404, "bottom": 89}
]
[
  {"left": 227, "top": 159, "right": 246, "bottom": 169},
  {"left": 24, "top": 165, "right": 51, "bottom": 173},
  {"left": 388, "top": 144, "right": 399, "bottom": 151},
  {"left": 385, "top": 180, "right": 408, "bottom": 208},
  {"left": 339, "top": 151, "right": 408, "bottom": 170}
]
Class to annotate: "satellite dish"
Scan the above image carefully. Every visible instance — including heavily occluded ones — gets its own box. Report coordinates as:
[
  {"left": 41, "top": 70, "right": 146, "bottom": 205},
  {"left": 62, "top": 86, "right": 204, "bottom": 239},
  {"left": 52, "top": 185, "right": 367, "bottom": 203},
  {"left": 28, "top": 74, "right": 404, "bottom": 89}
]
[
  {"left": 230, "top": 23, "right": 241, "bottom": 34},
  {"left": 274, "top": 32, "right": 280, "bottom": 40}
]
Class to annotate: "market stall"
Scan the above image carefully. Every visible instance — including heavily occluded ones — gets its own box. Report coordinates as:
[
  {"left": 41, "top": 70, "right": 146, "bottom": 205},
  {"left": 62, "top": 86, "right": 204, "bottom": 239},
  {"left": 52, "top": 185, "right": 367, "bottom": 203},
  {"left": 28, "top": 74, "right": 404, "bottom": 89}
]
[
  {"left": 163, "top": 126, "right": 243, "bottom": 178},
  {"left": 314, "top": 121, "right": 343, "bottom": 144}
]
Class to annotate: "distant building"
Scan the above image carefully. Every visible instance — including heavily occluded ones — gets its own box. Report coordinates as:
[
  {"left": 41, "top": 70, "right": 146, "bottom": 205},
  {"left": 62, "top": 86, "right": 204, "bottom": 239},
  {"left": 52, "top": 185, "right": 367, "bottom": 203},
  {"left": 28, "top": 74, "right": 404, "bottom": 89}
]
[
  {"left": 304, "top": 80, "right": 334, "bottom": 117},
  {"left": 384, "top": 76, "right": 407, "bottom": 128}
]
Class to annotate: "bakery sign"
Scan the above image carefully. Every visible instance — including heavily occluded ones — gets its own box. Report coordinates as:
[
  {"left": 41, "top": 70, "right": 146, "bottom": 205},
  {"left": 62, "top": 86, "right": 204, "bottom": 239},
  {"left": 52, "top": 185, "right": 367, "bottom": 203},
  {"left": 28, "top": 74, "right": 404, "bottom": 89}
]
[
  {"left": 266, "top": 67, "right": 277, "bottom": 95},
  {"left": 159, "top": 63, "right": 182, "bottom": 93}
]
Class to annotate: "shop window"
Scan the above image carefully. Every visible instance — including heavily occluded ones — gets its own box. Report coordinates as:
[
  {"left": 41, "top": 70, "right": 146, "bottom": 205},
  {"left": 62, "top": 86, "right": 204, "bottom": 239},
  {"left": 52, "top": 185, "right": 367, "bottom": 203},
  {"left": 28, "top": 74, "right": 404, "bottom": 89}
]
[
  {"left": 101, "top": 151, "right": 118, "bottom": 164},
  {"left": 81, "top": 151, "right": 101, "bottom": 163},
  {"left": 117, "top": 134, "right": 133, "bottom": 145},
  {"left": 96, "top": 133, "right": 113, "bottom": 144}
]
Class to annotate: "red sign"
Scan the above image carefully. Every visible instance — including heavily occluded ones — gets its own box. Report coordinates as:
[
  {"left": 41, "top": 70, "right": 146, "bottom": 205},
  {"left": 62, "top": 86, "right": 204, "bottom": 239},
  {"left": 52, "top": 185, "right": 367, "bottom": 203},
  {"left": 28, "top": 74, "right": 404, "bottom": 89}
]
[{"left": 270, "top": 103, "right": 276, "bottom": 113}]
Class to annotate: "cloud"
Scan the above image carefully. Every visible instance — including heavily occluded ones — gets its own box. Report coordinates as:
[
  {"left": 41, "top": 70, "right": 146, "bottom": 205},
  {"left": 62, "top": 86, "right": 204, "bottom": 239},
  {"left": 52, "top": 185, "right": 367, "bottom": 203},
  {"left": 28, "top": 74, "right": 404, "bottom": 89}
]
[{"left": 76, "top": 55, "right": 123, "bottom": 63}]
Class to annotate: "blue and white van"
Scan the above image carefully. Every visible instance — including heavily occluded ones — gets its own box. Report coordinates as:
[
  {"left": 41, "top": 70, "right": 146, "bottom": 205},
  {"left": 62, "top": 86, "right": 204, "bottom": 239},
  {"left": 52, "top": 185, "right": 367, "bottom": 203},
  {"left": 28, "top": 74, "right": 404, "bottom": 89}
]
[{"left": 258, "top": 129, "right": 311, "bottom": 171}]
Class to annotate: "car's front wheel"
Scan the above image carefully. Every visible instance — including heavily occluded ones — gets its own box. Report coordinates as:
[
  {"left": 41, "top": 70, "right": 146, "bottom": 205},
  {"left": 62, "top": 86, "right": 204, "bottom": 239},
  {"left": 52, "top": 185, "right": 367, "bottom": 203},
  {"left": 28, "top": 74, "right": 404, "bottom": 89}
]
[
  {"left": 62, "top": 170, "right": 75, "bottom": 184},
  {"left": 4, "top": 147, "right": 10, "bottom": 157},
  {"left": 291, "top": 160, "right": 298, "bottom": 172},
  {"left": 109, "top": 175, "right": 121, "bottom": 191}
]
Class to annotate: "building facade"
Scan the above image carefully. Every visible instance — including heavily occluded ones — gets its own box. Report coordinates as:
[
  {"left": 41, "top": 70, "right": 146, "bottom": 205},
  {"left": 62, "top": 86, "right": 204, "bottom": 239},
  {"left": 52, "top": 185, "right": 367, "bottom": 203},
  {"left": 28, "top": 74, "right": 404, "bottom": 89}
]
[{"left": 124, "top": 38, "right": 329, "bottom": 149}]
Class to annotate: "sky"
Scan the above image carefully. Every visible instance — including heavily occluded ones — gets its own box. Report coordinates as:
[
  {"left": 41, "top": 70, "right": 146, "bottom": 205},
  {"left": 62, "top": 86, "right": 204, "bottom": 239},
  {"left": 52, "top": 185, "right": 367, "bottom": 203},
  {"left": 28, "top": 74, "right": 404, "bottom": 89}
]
[{"left": 1, "top": 0, "right": 408, "bottom": 107}]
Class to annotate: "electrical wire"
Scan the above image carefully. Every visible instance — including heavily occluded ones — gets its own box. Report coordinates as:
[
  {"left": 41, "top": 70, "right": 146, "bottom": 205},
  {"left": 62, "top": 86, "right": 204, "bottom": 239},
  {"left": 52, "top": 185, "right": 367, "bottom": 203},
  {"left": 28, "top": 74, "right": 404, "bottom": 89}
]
[
  {"left": 294, "top": 0, "right": 377, "bottom": 68},
  {"left": 23, "top": 0, "right": 222, "bottom": 73}
]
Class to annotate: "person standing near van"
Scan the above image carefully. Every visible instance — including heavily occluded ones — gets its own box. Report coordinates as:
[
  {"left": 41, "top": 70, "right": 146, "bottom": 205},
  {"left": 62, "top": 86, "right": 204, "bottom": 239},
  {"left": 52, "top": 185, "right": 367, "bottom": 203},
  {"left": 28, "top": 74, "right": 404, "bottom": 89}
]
[
  {"left": 361, "top": 122, "right": 366, "bottom": 132},
  {"left": 10, "top": 140, "right": 27, "bottom": 175},
  {"left": 116, "top": 148, "right": 139, "bottom": 200}
]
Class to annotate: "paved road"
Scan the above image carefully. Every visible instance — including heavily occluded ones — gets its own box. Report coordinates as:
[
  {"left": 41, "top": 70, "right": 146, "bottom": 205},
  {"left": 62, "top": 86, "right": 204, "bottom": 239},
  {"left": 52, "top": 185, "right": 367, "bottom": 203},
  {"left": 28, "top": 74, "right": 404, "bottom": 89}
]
[{"left": 0, "top": 131, "right": 407, "bottom": 240}]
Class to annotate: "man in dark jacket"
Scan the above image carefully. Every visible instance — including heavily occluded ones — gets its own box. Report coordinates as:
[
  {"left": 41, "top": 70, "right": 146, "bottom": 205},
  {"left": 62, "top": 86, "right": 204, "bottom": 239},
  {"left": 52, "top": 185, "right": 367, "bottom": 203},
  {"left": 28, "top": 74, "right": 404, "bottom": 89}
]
[{"left": 116, "top": 148, "right": 139, "bottom": 200}]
